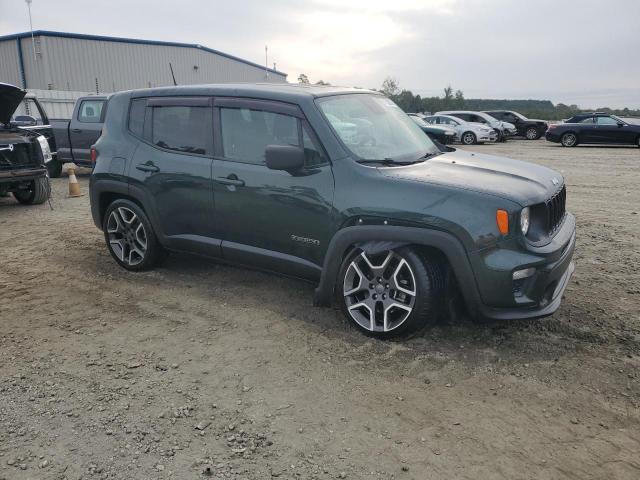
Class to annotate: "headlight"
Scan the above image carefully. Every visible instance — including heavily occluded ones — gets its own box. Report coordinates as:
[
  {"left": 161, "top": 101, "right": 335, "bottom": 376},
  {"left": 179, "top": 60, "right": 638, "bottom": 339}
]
[
  {"left": 520, "top": 207, "right": 530, "bottom": 235},
  {"left": 36, "top": 135, "right": 53, "bottom": 164}
]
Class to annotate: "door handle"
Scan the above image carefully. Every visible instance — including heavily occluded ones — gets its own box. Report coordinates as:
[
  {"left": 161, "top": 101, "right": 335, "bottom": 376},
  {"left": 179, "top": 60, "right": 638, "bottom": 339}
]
[
  {"left": 136, "top": 161, "right": 160, "bottom": 173},
  {"left": 71, "top": 128, "right": 82, "bottom": 133},
  {"left": 215, "top": 175, "right": 245, "bottom": 187}
]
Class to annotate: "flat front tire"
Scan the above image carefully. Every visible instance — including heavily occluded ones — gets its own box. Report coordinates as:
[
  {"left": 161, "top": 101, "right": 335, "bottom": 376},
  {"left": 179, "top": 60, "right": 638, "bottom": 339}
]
[
  {"left": 13, "top": 177, "right": 50, "bottom": 205},
  {"left": 338, "top": 246, "right": 444, "bottom": 338},
  {"left": 103, "top": 199, "right": 165, "bottom": 271}
]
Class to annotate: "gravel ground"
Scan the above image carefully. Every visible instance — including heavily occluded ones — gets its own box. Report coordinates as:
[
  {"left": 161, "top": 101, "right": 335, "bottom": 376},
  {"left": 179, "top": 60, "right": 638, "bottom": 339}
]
[{"left": 0, "top": 140, "right": 639, "bottom": 480}]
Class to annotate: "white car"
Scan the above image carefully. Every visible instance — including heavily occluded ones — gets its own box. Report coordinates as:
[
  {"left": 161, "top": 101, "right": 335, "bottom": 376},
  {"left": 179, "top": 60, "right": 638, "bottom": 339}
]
[
  {"left": 436, "top": 110, "right": 517, "bottom": 142},
  {"left": 423, "top": 114, "right": 498, "bottom": 145}
]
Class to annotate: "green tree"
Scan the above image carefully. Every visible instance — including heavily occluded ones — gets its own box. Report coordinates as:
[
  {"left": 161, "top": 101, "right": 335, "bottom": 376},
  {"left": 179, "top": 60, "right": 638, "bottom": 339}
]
[{"left": 380, "top": 77, "right": 400, "bottom": 97}]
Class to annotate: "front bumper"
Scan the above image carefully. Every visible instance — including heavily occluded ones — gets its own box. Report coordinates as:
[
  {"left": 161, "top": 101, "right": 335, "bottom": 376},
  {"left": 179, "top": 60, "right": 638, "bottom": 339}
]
[
  {"left": 0, "top": 167, "right": 47, "bottom": 184},
  {"left": 472, "top": 213, "right": 576, "bottom": 320}
]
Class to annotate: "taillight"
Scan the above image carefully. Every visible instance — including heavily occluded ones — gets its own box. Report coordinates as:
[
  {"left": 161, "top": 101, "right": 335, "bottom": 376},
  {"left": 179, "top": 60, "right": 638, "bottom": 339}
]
[{"left": 90, "top": 146, "right": 97, "bottom": 163}]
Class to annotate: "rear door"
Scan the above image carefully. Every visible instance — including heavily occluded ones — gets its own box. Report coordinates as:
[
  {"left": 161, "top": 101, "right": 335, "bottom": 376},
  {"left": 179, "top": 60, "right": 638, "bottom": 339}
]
[
  {"left": 127, "top": 96, "right": 217, "bottom": 255},
  {"left": 69, "top": 98, "right": 106, "bottom": 164},
  {"left": 212, "top": 98, "right": 335, "bottom": 278}
]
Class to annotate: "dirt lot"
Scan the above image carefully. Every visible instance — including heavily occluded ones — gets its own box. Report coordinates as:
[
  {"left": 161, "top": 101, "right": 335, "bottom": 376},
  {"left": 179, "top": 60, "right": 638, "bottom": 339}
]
[{"left": 1, "top": 140, "right": 639, "bottom": 480}]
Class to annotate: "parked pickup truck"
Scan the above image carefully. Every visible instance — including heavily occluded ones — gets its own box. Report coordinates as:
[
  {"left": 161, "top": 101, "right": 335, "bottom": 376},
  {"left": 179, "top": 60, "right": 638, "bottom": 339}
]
[{"left": 49, "top": 96, "right": 107, "bottom": 177}]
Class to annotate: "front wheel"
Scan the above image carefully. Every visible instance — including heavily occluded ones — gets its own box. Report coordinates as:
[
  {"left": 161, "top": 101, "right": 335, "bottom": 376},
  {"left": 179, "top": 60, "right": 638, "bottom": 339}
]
[
  {"left": 13, "top": 177, "right": 50, "bottom": 205},
  {"left": 525, "top": 127, "right": 540, "bottom": 140},
  {"left": 103, "top": 199, "right": 165, "bottom": 271},
  {"left": 561, "top": 132, "right": 578, "bottom": 147},
  {"left": 338, "top": 247, "right": 444, "bottom": 338},
  {"left": 461, "top": 131, "right": 477, "bottom": 145}
]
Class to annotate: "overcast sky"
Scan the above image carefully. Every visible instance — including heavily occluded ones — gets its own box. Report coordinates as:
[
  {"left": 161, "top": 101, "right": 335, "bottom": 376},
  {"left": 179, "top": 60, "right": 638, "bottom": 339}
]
[{"left": 1, "top": 0, "right": 639, "bottom": 108}]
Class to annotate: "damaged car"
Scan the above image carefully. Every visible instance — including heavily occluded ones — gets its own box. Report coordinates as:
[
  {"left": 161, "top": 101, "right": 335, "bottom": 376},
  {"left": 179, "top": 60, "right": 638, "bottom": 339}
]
[{"left": 0, "top": 83, "right": 52, "bottom": 205}]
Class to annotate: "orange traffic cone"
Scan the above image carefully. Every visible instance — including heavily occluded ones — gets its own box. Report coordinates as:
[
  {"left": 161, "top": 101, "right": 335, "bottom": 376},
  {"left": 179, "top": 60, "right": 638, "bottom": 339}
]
[{"left": 67, "top": 167, "right": 83, "bottom": 197}]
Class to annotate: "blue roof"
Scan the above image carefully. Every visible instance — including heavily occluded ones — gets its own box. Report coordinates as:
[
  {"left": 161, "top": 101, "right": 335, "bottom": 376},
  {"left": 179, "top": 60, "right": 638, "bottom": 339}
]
[{"left": 0, "top": 30, "right": 287, "bottom": 77}]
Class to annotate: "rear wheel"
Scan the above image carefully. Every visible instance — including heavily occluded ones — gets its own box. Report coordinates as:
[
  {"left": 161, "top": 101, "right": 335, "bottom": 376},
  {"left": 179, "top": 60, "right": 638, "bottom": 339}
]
[
  {"left": 525, "top": 126, "right": 539, "bottom": 140},
  {"left": 103, "top": 199, "right": 165, "bottom": 271},
  {"left": 461, "top": 131, "right": 477, "bottom": 145},
  {"left": 46, "top": 160, "right": 63, "bottom": 178},
  {"left": 561, "top": 132, "right": 578, "bottom": 147},
  {"left": 13, "top": 177, "right": 50, "bottom": 205},
  {"left": 338, "top": 246, "right": 443, "bottom": 338}
]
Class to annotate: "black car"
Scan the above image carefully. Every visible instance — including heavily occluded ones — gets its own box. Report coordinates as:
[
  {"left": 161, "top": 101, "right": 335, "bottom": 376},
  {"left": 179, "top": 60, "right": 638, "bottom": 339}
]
[
  {"left": 545, "top": 113, "right": 640, "bottom": 147},
  {"left": 484, "top": 110, "right": 548, "bottom": 140},
  {"left": 407, "top": 114, "right": 457, "bottom": 144},
  {"left": 89, "top": 84, "right": 575, "bottom": 339},
  {"left": 0, "top": 83, "right": 52, "bottom": 205}
]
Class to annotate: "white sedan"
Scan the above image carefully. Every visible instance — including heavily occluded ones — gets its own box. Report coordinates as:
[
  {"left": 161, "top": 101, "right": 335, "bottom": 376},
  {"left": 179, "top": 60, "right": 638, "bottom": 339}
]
[{"left": 423, "top": 114, "right": 498, "bottom": 145}]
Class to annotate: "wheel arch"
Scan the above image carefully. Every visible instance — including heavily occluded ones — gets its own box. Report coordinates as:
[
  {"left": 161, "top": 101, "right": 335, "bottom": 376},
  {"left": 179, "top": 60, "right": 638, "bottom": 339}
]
[{"left": 314, "top": 226, "right": 481, "bottom": 315}]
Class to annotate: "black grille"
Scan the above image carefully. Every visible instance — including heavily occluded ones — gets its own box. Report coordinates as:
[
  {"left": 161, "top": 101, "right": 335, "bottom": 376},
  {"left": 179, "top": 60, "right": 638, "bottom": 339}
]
[
  {"left": 546, "top": 185, "right": 566, "bottom": 234},
  {"left": 0, "top": 143, "right": 38, "bottom": 171}
]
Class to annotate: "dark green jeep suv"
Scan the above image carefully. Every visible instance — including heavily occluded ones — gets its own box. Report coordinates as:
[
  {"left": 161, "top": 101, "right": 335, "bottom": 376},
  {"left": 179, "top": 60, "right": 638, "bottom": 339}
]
[{"left": 90, "top": 84, "right": 575, "bottom": 338}]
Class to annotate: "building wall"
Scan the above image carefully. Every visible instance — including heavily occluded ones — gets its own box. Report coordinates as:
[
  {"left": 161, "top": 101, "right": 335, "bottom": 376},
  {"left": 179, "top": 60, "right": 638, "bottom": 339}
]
[
  {"left": 0, "top": 39, "right": 23, "bottom": 87},
  {"left": 1, "top": 34, "right": 287, "bottom": 93}
]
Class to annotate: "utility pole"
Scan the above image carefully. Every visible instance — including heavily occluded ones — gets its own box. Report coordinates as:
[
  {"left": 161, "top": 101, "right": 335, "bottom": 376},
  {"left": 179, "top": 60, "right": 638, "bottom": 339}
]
[
  {"left": 264, "top": 45, "right": 268, "bottom": 80},
  {"left": 25, "top": 0, "right": 36, "bottom": 61}
]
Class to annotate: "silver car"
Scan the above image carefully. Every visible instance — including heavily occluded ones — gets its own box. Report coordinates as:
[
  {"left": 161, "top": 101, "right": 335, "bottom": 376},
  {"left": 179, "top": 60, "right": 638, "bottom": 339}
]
[
  {"left": 436, "top": 110, "right": 517, "bottom": 142},
  {"left": 423, "top": 114, "right": 498, "bottom": 145}
]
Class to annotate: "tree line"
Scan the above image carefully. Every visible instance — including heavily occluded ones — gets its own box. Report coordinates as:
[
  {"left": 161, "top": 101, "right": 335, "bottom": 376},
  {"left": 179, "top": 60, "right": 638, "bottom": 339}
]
[{"left": 297, "top": 73, "right": 640, "bottom": 120}]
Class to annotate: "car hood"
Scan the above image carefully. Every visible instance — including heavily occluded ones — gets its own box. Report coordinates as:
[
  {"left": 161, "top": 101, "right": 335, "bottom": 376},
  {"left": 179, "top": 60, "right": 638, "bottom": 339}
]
[
  {"left": 0, "top": 83, "right": 26, "bottom": 125},
  {"left": 378, "top": 149, "right": 563, "bottom": 206}
]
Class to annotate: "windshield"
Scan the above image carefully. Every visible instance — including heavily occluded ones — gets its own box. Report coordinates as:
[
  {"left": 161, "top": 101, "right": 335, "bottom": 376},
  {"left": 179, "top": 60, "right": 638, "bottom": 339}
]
[
  {"left": 317, "top": 94, "right": 438, "bottom": 162},
  {"left": 408, "top": 115, "right": 429, "bottom": 127}
]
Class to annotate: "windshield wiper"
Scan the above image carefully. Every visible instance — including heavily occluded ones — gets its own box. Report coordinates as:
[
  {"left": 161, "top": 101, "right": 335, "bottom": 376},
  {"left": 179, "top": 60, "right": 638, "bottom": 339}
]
[{"left": 358, "top": 155, "right": 436, "bottom": 166}]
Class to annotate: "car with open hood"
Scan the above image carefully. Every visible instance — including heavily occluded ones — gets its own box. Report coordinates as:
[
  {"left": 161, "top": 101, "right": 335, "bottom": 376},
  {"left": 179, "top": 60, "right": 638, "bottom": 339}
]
[
  {"left": 0, "top": 83, "right": 52, "bottom": 205},
  {"left": 90, "top": 84, "right": 575, "bottom": 339}
]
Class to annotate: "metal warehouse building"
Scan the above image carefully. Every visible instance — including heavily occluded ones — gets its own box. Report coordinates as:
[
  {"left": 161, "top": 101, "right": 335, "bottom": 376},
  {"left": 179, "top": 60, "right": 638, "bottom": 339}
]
[{"left": 0, "top": 30, "right": 287, "bottom": 93}]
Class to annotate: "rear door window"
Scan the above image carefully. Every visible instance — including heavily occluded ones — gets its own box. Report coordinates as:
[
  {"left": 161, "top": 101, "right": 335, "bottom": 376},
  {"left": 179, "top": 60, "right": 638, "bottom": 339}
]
[
  {"left": 151, "top": 105, "right": 212, "bottom": 155},
  {"left": 578, "top": 117, "right": 595, "bottom": 124},
  {"left": 78, "top": 100, "right": 105, "bottom": 123}
]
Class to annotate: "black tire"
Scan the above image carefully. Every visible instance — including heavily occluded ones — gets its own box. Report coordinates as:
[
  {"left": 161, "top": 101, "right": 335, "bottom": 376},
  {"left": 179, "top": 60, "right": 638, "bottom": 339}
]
[
  {"left": 337, "top": 246, "right": 444, "bottom": 339},
  {"left": 47, "top": 160, "right": 63, "bottom": 178},
  {"left": 525, "top": 126, "right": 540, "bottom": 140},
  {"left": 102, "top": 198, "right": 165, "bottom": 271},
  {"left": 13, "top": 177, "right": 50, "bottom": 205},
  {"left": 561, "top": 132, "right": 578, "bottom": 147},
  {"left": 461, "top": 131, "right": 477, "bottom": 145}
]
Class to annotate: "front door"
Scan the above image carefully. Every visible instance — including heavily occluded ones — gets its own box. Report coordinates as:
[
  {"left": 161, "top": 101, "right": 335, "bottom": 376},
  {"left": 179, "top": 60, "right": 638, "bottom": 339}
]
[
  {"left": 594, "top": 116, "right": 634, "bottom": 144},
  {"left": 212, "top": 98, "right": 335, "bottom": 279},
  {"left": 69, "top": 99, "right": 106, "bottom": 164},
  {"left": 127, "top": 96, "right": 217, "bottom": 254}
]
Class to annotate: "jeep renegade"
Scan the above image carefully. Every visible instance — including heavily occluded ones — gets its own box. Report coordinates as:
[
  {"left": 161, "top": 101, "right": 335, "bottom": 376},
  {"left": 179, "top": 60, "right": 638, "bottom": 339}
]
[{"left": 90, "top": 84, "right": 575, "bottom": 338}]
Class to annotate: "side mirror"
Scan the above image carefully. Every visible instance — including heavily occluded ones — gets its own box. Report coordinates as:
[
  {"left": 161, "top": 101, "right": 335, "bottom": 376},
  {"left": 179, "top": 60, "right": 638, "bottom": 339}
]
[
  {"left": 14, "top": 115, "right": 37, "bottom": 126},
  {"left": 617, "top": 122, "right": 625, "bottom": 128},
  {"left": 265, "top": 145, "right": 305, "bottom": 171}
]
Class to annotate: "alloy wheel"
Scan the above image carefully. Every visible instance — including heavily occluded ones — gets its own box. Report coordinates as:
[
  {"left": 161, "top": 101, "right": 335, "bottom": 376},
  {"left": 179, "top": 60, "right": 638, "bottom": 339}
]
[
  {"left": 106, "top": 207, "right": 148, "bottom": 266},
  {"left": 525, "top": 128, "right": 538, "bottom": 140},
  {"left": 562, "top": 133, "right": 577, "bottom": 147},
  {"left": 462, "top": 132, "right": 475, "bottom": 145},
  {"left": 343, "top": 251, "right": 417, "bottom": 333}
]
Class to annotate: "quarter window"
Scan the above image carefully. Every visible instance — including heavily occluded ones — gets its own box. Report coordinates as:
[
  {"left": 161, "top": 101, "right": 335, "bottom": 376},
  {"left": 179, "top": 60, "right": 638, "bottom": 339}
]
[
  {"left": 78, "top": 100, "right": 104, "bottom": 123},
  {"left": 151, "top": 105, "right": 212, "bottom": 155},
  {"left": 128, "top": 98, "right": 146, "bottom": 138}
]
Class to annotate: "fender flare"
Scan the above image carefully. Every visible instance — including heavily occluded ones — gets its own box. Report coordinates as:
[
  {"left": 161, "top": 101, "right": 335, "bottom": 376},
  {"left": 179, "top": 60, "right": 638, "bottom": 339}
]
[{"left": 314, "top": 225, "right": 482, "bottom": 314}]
